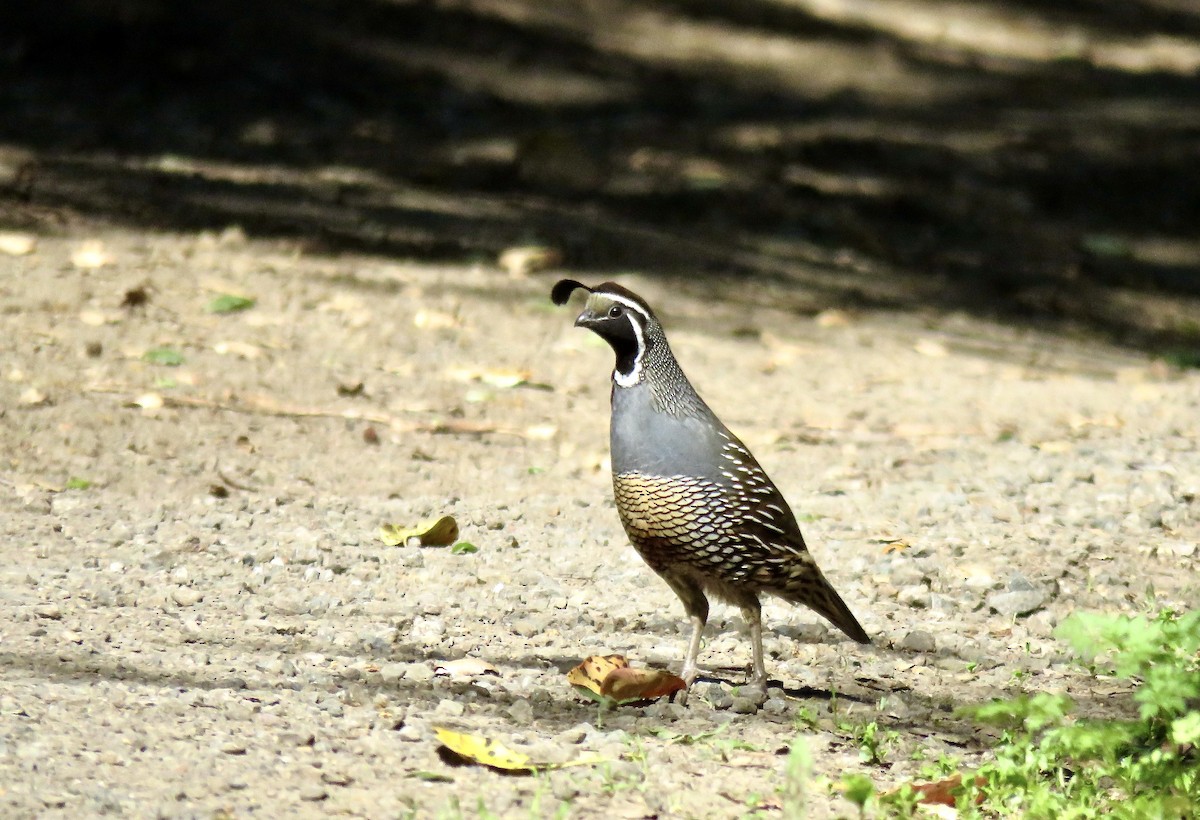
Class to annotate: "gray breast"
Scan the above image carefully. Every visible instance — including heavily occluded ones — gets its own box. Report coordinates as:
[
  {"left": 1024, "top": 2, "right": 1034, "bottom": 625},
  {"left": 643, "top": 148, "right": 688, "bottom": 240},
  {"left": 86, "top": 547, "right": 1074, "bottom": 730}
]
[{"left": 610, "top": 381, "right": 728, "bottom": 482}]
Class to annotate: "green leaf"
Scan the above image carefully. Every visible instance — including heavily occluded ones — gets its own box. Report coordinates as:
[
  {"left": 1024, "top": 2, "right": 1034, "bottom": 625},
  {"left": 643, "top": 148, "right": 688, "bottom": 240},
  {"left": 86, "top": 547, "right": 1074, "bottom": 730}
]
[
  {"left": 65, "top": 477, "right": 91, "bottom": 490},
  {"left": 1170, "top": 712, "right": 1200, "bottom": 745},
  {"left": 840, "top": 773, "right": 875, "bottom": 808},
  {"left": 142, "top": 347, "right": 184, "bottom": 366},
  {"left": 450, "top": 541, "right": 478, "bottom": 555},
  {"left": 206, "top": 294, "right": 255, "bottom": 314}
]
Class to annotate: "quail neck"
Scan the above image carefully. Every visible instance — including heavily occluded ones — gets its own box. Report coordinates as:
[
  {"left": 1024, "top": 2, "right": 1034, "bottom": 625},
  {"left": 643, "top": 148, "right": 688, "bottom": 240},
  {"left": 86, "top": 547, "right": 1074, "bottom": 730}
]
[{"left": 562, "top": 283, "right": 723, "bottom": 477}]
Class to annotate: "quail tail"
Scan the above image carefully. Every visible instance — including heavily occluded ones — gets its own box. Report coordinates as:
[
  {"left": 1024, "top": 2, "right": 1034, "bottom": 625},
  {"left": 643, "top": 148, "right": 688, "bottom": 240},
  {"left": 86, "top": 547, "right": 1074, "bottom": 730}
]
[{"left": 790, "top": 576, "right": 871, "bottom": 645}]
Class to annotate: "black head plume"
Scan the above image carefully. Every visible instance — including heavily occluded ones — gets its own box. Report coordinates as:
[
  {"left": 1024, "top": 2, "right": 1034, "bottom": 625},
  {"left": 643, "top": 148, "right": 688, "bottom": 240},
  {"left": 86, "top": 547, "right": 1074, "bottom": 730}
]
[{"left": 550, "top": 279, "right": 593, "bottom": 306}]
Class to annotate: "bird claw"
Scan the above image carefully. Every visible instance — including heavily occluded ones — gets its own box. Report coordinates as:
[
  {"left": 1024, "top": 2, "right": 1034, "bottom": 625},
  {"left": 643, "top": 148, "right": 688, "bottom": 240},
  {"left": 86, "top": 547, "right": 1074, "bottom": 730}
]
[{"left": 674, "top": 665, "right": 699, "bottom": 707}]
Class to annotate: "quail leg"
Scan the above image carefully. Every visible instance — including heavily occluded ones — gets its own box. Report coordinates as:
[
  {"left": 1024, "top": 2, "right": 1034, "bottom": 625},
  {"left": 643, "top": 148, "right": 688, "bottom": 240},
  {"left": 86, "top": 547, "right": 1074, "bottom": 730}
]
[
  {"left": 740, "top": 598, "right": 769, "bottom": 705},
  {"left": 663, "top": 574, "right": 708, "bottom": 706}
]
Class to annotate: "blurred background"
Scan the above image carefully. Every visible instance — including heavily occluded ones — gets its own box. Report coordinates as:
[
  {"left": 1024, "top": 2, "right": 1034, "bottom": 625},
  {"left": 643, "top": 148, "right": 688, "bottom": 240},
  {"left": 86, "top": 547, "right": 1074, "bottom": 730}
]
[{"left": 2, "top": 0, "right": 1198, "bottom": 351}]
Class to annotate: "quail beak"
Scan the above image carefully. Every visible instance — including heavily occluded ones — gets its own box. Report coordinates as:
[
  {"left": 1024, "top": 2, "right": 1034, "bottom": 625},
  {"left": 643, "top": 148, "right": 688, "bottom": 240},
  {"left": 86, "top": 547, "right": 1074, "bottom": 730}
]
[{"left": 574, "top": 310, "right": 595, "bottom": 328}]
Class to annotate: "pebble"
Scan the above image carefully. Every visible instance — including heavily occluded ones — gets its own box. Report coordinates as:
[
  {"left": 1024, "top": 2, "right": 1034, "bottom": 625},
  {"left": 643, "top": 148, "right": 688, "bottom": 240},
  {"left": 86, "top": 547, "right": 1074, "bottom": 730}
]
[
  {"left": 405, "top": 663, "right": 435, "bottom": 683},
  {"left": 762, "top": 696, "right": 789, "bottom": 716},
  {"left": 508, "top": 699, "right": 534, "bottom": 724},
  {"left": 731, "top": 696, "right": 760, "bottom": 714},
  {"left": 897, "top": 585, "right": 931, "bottom": 608},
  {"left": 987, "top": 589, "right": 1048, "bottom": 617},
  {"left": 435, "top": 698, "right": 464, "bottom": 717},
  {"left": 700, "top": 683, "right": 733, "bottom": 710},
  {"left": 320, "top": 770, "right": 353, "bottom": 786},
  {"left": 396, "top": 724, "right": 423, "bottom": 742},
  {"left": 34, "top": 604, "right": 62, "bottom": 620},
  {"left": 298, "top": 785, "right": 328, "bottom": 802},
  {"left": 555, "top": 724, "right": 589, "bottom": 745},
  {"left": 379, "top": 663, "right": 406, "bottom": 684},
  {"left": 172, "top": 587, "right": 203, "bottom": 607},
  {"left": 899, "top": 630, "right": 938, "bottom": 653}
]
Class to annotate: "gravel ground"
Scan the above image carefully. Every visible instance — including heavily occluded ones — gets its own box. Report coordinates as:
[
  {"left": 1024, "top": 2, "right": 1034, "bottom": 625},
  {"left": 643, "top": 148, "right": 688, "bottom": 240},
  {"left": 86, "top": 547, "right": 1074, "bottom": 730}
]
[{"left": 1, "top": 226, "right": 1197, "bottom": 818}]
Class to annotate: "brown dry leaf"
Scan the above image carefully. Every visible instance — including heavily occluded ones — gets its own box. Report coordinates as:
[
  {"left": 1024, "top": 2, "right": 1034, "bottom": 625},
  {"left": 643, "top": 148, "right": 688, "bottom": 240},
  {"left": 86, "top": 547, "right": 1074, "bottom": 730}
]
[
  {"left": 885, "top": 772, "right": 985, "bottom": 809},
  {"left": 567, "top": 654, "right": 629, "bottom": 697},
  {"left": 498, "top": 245, "right": 562, "bottom": 279},
  {"left": 600, "top": 666, "right": 687, "bottom": 702},
  {"left": 378, "top": 516, "right": 459, "bottom": 547},
  {"left": 71, "top": 240, "right": 114, "bottom": 269},
  {"left": 567, "top": 655, "right": 685, "bottom": 704},
  {"left": 434, "top": 658, "right": 500, "bottom": 680},
  {"left": 0, "top": 231, "right": 36, "bottom": 256}
]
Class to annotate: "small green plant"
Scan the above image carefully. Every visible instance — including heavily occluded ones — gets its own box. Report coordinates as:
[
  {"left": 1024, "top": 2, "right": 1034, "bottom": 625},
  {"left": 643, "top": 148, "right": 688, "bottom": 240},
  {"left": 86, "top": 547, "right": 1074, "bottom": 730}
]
[
  {"left": 838, "top": 719, "right": 898, "bottom": 766},
  {"left": 959, "top": 609, "right": 1200, "bottom": 817},
  {"left": 840, "top": 773, "right": 874, "bottom": 816},
  {"left": 142, "top": 347, "right": 184, "bottom": 366},
  {"left": 206, "top": 293, "right": 255, "bottom": 314},
  {"left": 792, "top": 705, "right": 819, "bottom": 731},
  {"left": 450, "top": 542, "right": 478, "bottom": 555},
  {"left": 780, "top": 738, "right": 811, "bottom": 819},
  {"left": 65, "top": 476, "right": 91, "bottom": 490}
]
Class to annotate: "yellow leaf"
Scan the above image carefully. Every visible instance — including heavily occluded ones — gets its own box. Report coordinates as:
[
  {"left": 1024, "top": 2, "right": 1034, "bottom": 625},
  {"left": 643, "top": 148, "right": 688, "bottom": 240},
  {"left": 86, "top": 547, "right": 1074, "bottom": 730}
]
[
  {"left": 878, "top": 538, "right": 911, "bottom": 554},
  {"left": 378, "top": 516, "right": 459, "bottom": 547},
  {"left": 434, "top": 728, "right": 604, "bottom": 773},
  {"left": 434, "top": 728, "right": 534, "bottom": 772}
]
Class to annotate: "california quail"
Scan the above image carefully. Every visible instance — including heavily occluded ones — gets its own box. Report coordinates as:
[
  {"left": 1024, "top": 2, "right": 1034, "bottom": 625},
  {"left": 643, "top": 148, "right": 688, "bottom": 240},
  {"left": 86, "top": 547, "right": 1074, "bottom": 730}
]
[{"left": 553, "top": 279, "right": 870, "bottom": 702}]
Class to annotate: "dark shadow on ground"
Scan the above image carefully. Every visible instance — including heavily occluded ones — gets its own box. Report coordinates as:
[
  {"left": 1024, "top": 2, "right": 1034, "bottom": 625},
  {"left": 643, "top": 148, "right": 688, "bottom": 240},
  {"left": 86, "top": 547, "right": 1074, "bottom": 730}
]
[{"left": 2, "top": 0, "right": 1198, "bottom": 351}]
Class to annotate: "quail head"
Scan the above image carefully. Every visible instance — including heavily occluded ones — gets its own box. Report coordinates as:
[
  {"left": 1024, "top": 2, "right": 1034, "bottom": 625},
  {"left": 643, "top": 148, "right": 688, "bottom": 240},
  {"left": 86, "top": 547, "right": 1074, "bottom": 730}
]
[{"left": 553, "top": 279, "right": 870, "bottom": 703}]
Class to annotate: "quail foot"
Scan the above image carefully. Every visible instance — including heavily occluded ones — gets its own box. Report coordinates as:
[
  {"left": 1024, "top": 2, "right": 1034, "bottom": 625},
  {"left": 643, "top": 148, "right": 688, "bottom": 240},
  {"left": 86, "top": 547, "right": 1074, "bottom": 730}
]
[{"left": 553, "top": 279, "right": 870, "bottom": 705}]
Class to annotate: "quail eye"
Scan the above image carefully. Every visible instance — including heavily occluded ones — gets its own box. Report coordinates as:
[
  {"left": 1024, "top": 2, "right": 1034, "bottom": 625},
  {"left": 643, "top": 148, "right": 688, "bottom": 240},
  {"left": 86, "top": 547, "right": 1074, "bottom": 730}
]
[{"left": 608, "top": 305, "right": 623, "bottom": 319}]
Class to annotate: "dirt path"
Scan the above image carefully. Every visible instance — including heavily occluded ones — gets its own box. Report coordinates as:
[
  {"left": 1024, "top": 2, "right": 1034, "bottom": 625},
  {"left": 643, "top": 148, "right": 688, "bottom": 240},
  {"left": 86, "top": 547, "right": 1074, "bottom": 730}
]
[{"left": 1, "top": 224, "right": 1196, "bottom": 817}]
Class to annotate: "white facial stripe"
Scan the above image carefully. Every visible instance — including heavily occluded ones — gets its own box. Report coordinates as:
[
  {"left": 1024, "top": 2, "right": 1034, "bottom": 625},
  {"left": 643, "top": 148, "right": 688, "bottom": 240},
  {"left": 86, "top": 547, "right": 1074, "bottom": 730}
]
[
  {"left": 613, "top": 311, "right": 644, "bottom": 387},
  {"left": 601, "top": 293, "right": 649, "bottom": 388},
  {"left": 602, "top": 293, "right": 652, "bottom": 323}
]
